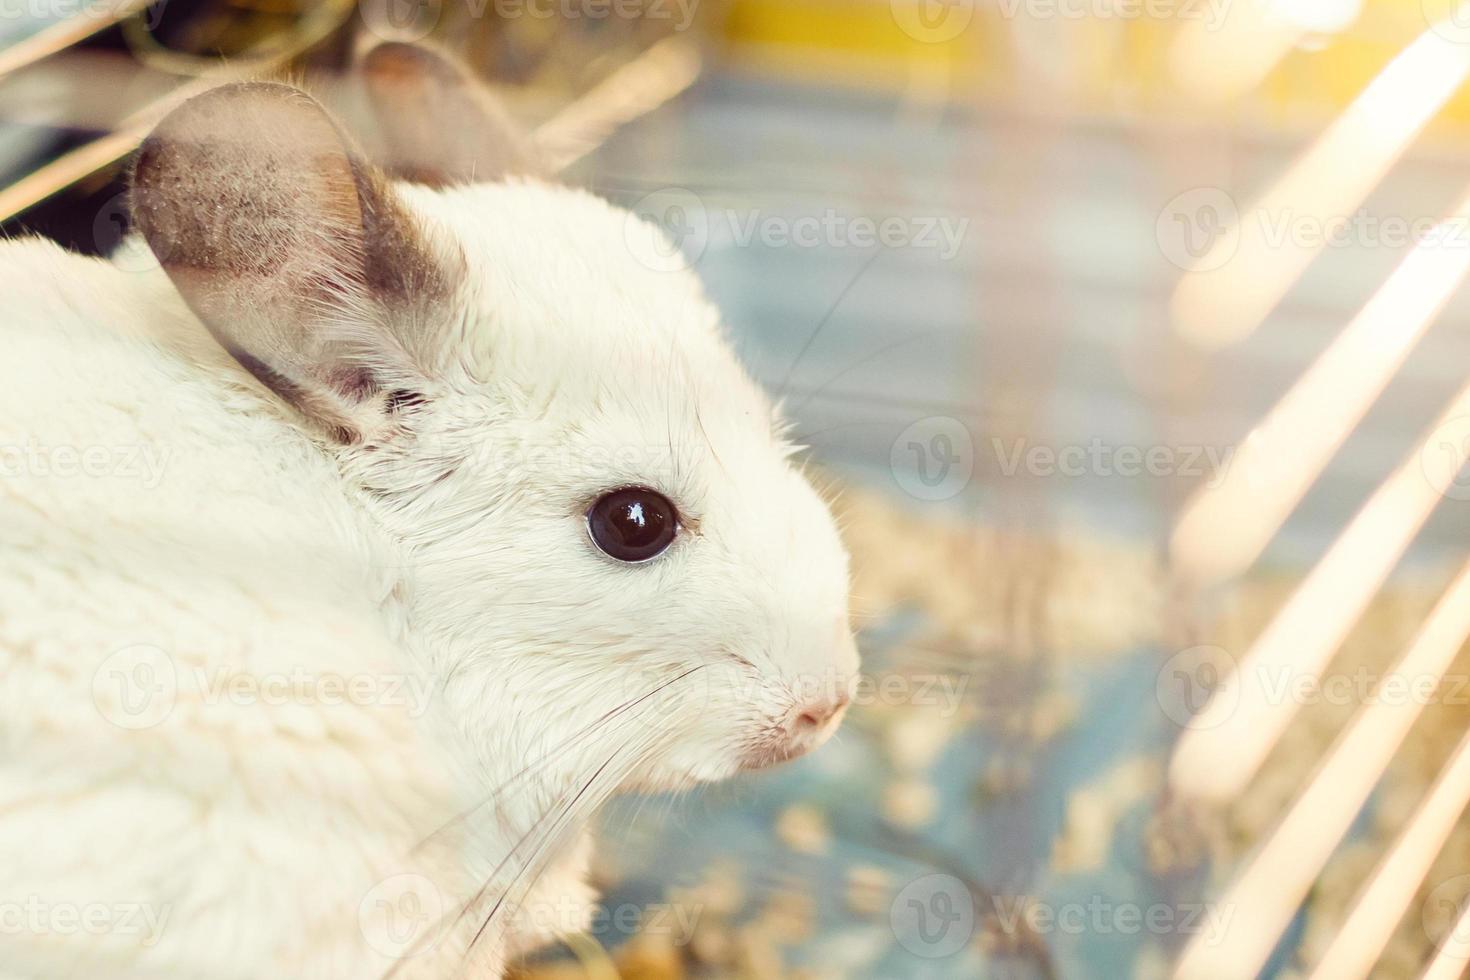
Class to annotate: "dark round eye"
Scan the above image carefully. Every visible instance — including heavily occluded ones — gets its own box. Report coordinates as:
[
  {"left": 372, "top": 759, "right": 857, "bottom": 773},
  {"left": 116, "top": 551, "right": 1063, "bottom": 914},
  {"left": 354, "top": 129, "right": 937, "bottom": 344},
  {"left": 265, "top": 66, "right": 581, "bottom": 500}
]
[{"left": 586, "top": 487, "right": 679, "bottom": 563}]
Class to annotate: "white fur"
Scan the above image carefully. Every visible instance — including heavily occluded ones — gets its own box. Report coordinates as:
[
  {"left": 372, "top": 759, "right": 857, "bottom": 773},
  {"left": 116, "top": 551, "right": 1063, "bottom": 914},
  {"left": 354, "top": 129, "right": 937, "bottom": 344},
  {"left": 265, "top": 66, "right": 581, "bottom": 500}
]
[{"left": 0, "top": 176, "right": 857, "bottom": 977}]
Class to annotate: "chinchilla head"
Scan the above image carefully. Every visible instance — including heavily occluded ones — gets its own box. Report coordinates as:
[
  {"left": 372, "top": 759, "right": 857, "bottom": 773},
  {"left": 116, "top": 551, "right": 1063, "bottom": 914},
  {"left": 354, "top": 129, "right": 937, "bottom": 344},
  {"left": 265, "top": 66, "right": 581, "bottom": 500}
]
[{"left": 129, "top": 43, "right": 859, "bottom": 799}]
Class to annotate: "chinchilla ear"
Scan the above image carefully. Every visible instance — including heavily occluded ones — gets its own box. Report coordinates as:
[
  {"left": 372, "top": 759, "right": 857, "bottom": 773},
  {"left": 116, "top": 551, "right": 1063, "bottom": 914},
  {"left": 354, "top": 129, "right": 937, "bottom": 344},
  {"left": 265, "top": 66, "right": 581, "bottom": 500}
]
[
  {"left": 131, "top": 81, "right": 464, "bottom": 445},
  {"left": 357, "top": 41, "right": 543, "bottom": 186}
]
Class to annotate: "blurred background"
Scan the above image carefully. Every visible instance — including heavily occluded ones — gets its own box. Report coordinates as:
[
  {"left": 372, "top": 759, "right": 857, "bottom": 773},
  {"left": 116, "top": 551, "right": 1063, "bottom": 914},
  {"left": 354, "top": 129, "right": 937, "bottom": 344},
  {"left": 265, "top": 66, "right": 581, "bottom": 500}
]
[{"left": 9, "top": 1, "right": 1470, "bottom": 977}]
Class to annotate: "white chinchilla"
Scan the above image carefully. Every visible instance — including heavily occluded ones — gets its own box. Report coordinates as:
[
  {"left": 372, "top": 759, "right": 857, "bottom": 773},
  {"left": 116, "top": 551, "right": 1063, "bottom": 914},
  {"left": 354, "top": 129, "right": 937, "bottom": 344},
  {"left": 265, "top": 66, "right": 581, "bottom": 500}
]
[{"left": 0, "top": 43, "right": 858, "bottom": 979}]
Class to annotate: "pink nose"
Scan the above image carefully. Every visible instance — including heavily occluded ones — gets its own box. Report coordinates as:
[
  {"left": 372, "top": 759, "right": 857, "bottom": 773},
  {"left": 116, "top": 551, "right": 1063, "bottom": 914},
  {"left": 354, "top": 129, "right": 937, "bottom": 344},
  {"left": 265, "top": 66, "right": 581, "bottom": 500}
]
[{"left": 794, "top": 693, "right": 851, "bottom": 733}]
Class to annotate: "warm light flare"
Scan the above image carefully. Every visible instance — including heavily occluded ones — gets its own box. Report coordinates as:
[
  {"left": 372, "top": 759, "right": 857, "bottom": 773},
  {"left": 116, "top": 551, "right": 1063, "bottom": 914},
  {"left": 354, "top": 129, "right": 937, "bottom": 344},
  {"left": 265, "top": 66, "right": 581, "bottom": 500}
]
[
  {"left": 1169, "top": 380, "right": 1470, "bottom": 803},
  {"left": 1168, "top": 0, "right": 1306, "bottom": 104},
  {"left": 1170, "top": 562, "right": 1470, "bottom": 980},
  {"left": 1272, "top": 0, "right": 1364, "bottom": 34},
  {"left": 1171, "top": 27, "right": 1470, "bottom": 349},
  {"left": 1307, "top": 729, "right": 1470, "bottom": 980},
  {"left": 1172, "top": 188, "right": 1470, "bottom": 585},
  {"left": 1418, "top": 901, "right": 1470, "bottom": 980}
]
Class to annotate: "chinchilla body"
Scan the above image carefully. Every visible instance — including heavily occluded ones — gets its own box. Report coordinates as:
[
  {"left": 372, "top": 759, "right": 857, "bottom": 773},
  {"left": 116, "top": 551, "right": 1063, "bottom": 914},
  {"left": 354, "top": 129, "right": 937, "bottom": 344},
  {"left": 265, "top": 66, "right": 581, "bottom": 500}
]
[{"left": 0, "top": 43, "right": 859, "bottom": 979}]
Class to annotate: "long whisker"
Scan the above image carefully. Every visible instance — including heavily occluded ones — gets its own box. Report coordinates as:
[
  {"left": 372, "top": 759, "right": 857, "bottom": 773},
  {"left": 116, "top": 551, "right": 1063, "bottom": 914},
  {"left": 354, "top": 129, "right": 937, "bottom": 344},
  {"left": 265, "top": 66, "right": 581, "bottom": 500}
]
[
  {"left": 379, "top": 714, "right": 651, "bottom": 979},
  {"left": 460, "top": 716, "right": 672, "bottom": 971},
  {"left": 380, "top": 668, "right": 704, "bottom": 974},
  {"left": 457, "top": 750, "right": 623, "bottom": 973},
  {"left": 773, "top": 248, "right": 883, "bottom": 404},
  {"left": 787, "top": 328, "right": 947, "bottom": 419},
  {"left": 409, "top": 664, "right": 708, "bottom": 855}
]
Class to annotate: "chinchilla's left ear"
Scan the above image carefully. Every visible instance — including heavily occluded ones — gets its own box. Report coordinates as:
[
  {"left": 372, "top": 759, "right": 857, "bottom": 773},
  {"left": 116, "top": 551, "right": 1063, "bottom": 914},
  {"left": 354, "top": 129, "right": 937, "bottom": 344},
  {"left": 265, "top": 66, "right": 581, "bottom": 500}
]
[
  {"left": 131, "top": 81, "right": 465, "bottom": 446},
  {"left": 357, "top": 41, "right": 544, "bottom": 187}
]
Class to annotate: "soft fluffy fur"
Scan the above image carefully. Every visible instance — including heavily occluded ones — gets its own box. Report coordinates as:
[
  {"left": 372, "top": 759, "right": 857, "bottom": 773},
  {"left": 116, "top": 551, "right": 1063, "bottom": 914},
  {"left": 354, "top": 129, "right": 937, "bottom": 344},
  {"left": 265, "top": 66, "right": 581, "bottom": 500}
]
[{"left": 0, "top": 58, "right": 857, "bottom": 979}]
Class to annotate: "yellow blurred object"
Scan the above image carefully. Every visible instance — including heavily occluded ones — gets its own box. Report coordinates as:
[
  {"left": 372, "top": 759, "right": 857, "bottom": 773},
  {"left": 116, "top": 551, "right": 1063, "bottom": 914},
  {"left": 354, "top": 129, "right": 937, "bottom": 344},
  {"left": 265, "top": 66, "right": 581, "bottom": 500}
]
[
  {"left": 723, "top": 0, "right": 988, "bottom": 90},
  {"left": 723, "top": 0, "right": 1470, "bottom": 131},
  {"left": 615, "top": 932, "right": 687, "bottom": 980}
]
